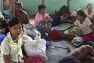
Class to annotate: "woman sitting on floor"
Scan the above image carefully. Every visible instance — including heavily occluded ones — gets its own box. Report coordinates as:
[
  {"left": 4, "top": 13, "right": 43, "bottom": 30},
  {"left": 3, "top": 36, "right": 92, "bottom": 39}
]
[
  {"left": 63, "top": 10, "right": 94, "bottom": 41},
  {"left": 85, "top": 3, "right": 94, "bottom": 25},
  {"left": 15, "top": 2, "right": 41, "bottom": 38},
  {"left": 15, "top": 2, "right": 29, "bottom": 24}
]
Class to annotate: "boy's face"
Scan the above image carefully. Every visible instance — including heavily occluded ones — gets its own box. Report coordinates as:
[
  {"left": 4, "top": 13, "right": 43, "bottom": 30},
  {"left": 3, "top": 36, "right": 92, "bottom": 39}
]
[{"left": 40, "top": 8, "right": 46, "bottom": 14}]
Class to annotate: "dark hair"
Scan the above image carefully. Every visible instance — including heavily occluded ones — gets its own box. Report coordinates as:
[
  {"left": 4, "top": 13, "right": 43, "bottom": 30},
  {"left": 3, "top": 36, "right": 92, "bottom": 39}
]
[
  {"left": 8, "top": 17, "right": 22, "bottom": 27},
  {"left": 87, "top": 3, "right": 92, "bottom": 8},
  {"left": 15, "top": 2, "right": 23, "bottom": 8},
  {"left": 77, "top": 10, "right": 86, "bottom": 18},
  {"left": 38, "top": 4, "right": 46, "bottom": 12}
]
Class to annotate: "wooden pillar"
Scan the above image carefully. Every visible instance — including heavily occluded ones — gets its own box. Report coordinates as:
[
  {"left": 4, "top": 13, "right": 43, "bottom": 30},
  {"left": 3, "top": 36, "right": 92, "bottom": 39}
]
[
  {"left": 67, "top": 0, "right": 71, "bottom": 9},
  {"left": 9, "top": 0, "right": 15, "bottom": 18},
  {"left": 42, "top": 0, "right": 45, "bottom": 5}
]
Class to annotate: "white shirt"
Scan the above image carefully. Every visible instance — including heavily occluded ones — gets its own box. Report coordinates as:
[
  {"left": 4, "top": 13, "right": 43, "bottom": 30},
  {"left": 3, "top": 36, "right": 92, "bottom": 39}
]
[
  {"left": 1, "top": 32, "right": 23, "bottom": 62},
  {"left": 0, "top": 11, "right": 4, "bottom": 19},
  {"left": 74, "top": 18, "right": 92, "bottom": 35},
  {"left": 84, "top": 10, "right": 94, "bottom": 20}
]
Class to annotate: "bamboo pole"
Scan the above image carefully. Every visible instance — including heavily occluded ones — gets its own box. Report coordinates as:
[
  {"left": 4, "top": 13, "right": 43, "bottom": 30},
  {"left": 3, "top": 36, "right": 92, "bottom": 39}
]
[
  {"left": 42, "top": 0, "right": 45, "bottom": 5},
  {"left": 9, "top": 0, "right": 15, "bottom": 18}
]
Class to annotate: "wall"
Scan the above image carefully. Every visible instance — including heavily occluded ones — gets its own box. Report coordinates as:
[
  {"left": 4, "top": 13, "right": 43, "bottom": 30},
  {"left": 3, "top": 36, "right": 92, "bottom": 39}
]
[
  {"left": 70, "top": 0, "right": 94, "bottom": 11},
  {"left": 19, "top": 0, "right": 41, "bottom": 16},
  {"left": 0, "top": 0, "right": 4, "bottom": 12},
  {"left": 19, "top": 0, "right": 94, "bottom": 16}
]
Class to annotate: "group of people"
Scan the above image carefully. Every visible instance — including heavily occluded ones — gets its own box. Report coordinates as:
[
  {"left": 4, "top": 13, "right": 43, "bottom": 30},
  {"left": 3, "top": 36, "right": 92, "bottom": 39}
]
[{"left": 0, "top": 1, "right": 94, "bottom": 63}]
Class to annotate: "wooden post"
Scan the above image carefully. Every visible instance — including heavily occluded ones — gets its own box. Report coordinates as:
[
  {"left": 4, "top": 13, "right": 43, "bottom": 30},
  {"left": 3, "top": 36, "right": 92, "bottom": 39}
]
[
  {"left": 9, "top": 0, "right": 15, "bottom": 18},
  {"left": 42, "top": 0, "right": 45, "bottom": 5},
  {"left": 67, "top": 0, "right": 71, "bottom": 9}
]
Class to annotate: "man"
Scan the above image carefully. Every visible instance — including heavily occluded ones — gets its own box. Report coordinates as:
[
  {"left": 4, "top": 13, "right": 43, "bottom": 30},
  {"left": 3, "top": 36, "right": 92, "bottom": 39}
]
[{"left": 59, "top": 45, "right": 94, "bottom": 63}]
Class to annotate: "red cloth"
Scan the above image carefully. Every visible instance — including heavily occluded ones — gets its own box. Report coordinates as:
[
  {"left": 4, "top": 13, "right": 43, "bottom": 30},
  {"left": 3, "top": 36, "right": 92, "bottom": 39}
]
[
  {"left": 24, "top": 55, "right": 45, "bottom": 63},
  {"left": 82, "top": 32, "right": 94, "bottom": 42},
  {"left": 49, "top": 29, "right": 63, "bottom": 40}
]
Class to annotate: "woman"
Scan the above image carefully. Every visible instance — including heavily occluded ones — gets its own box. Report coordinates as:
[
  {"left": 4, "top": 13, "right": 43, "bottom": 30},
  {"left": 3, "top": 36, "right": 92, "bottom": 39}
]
[
  {"left": 15, "top": 2, "right": 29, "bottom": 24},
  {"left": 64, "top": 10, "right": 94, "bottom": 42},
  {"left": 1, "top": 17, "right": 24, "bottom": 63},
  {"left": 85, "top": 3, "right": 94, "bottom": 25}
]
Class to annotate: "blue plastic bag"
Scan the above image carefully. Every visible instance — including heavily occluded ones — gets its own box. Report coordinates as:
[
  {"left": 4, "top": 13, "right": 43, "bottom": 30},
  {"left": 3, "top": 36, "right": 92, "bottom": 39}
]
[
  {"left": 46, "top": 41, "right": 50, "bottom": 47},
  {"left": 0, "top": 34, "right": 5, "bottom": 45}
]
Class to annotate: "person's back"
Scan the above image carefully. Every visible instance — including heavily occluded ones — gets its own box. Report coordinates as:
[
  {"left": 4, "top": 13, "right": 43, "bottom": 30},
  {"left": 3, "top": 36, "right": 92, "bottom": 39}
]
[{"left": 68, "top": 45, "right": 94, "bottom": 61}]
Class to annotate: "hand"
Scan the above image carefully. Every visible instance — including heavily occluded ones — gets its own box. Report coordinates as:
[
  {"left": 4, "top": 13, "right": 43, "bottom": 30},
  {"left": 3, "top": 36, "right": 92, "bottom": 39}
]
[
  {"left": 1, "top": 28, "right": 6, "bottom": 33},
  {"left": 41, "top": 20, "right": 46, "bottom": 25},
  {"left": 23, "top": 55, "right": 26, "bottom": 61}
]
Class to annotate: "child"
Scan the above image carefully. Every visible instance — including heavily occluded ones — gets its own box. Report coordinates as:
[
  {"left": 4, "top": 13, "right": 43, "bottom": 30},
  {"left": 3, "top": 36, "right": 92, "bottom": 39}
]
[
  {"left": 59, "top": 45, "right": 94, "bottom": 63},
  {"left": 34, "top": 4, "right": 53, "bottom": 40},
  {"left": 1, "top": 17, "right": 24, "bottom": 63},
  {"left": 64, "top": 10, "right": 94, "bottom": 42}
]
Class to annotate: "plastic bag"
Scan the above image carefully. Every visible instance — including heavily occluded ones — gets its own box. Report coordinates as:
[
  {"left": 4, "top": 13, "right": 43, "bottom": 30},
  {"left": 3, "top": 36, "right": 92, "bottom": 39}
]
[
  {"left": 71, "top": 36, "right": 84, "bottom": 46},
  {"left": 23, "top": 35, "right": 47, "bottom": 60},
  {"left": 0, "top": 34, "right": 5, "bottom": 45}
]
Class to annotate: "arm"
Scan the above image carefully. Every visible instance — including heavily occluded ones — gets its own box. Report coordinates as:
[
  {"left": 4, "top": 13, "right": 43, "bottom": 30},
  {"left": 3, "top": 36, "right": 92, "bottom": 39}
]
[
  {"left": 4, "top": 55, "right": 12, "bottom": 63},
  {"left": 0, "top": 28, "right": 6, "bottom": 34},
  {"left": 41, "top": 16, "right": 53, "bottom": 24},
  {"left": 90, "top": 24, "right": 94, "bottom": 31},
  {"left": 43, "top": 14, "right": 53, "bottom": 23},
  {"left": 25, "top": 13, "right": 30, "bottom": 24},
  {"left": 65, "top": 24, "right": 75, "bottom": 31},
  {"left": 47, "top": 16, "right": 53, "bottom": 22},
  {"left": 40, "top": 20, "right": 47, "bottom": 25}
]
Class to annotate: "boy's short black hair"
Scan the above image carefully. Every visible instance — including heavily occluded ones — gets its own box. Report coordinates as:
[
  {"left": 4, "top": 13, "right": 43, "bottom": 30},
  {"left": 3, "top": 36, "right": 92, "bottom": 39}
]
[{"left": 38, "top": 4, "right": 46, "bottom": 12}]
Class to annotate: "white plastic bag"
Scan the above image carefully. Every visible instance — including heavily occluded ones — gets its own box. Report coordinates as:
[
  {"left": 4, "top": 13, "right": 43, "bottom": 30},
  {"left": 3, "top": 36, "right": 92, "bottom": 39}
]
[
  {"left": 23, "top": 24, "right": 41, "bottom": 38},
  {"left": 71, "top": 36, "right": 84, "bottom": 46},
  {"left": 22, "top": 35, "right": 47, "bottom": 60}
]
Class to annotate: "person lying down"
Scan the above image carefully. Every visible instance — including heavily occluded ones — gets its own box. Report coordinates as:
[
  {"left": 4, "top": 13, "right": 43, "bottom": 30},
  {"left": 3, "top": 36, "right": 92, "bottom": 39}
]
[{"left": 58, "top": 45, "right": 94, "bottom": 63}]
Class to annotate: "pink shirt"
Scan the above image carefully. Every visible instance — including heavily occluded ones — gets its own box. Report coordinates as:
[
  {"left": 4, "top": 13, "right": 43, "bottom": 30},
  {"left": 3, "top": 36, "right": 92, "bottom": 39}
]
[
  {"left": 84, "top": 10, "right": 94, "bottom": 20},
  {"left": 34, "top": 12, "right": 50, "bottom": 26}
]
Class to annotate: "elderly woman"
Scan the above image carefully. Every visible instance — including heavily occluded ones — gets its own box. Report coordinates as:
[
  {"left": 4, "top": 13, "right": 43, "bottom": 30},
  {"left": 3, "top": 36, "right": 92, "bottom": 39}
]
[
  {"left": 85, "top": 3, "right": 94, "bottom": 25},
  {"left": 15, "top": 2, "right": 29, "bottom": 24}
]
